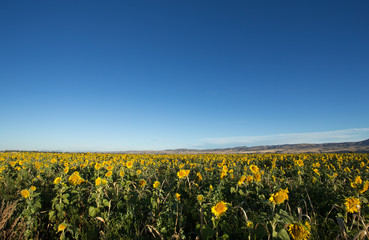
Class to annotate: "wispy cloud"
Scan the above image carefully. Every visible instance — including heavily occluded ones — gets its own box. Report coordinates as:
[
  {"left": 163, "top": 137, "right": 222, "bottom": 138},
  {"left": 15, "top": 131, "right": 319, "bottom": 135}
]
[{"left": 194, "top": 128, "right": 369, "bottom": 148}]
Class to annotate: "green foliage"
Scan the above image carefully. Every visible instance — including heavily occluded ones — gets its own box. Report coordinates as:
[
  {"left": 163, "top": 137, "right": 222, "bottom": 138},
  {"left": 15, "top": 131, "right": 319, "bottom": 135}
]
[{"left": 0, "top": 152, "right": 369, "bottom": 239}]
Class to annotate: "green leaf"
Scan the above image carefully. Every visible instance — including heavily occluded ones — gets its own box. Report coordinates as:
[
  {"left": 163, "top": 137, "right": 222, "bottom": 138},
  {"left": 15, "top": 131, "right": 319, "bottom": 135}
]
[
  {"left": 277, "top": 229, "right": 290, "bottom": 240},
  {"left": 55, "top": 203, "right": 64, "bottom": 212},
  {"left": 57, "top": 211, "right": 64, "bottom": 219},
  {"left": 90, "top": 193, "right": 97, "bottom": 200},
  {"left": 151, "top": 197, "right": 157, "bottom": 209},
  {"left": 34, "top": 201, "right": 42, "bottom": 209},
  {"left": 103, "top": 199, "right": 109, "bottom": 207},
  {"left": 279, "top": 210, "right": 294, "bottom": 224},
  {"left": 89, "top": 207, "right": 97, "bottom": 217},
  {"left": 117, "top": 200, "right": 124, "bottom": 210},
  {"left": 49, "top": 210, "right": 56, "bottom": 222},
  {"left": 202, "top": 225, "right": 214, "bottom": 240},
  {"left": 219, "top": 234, "right": 229, "bottom": 240},
  {"left": 33, "top": 192, "right": 41, "bottom": 197}
]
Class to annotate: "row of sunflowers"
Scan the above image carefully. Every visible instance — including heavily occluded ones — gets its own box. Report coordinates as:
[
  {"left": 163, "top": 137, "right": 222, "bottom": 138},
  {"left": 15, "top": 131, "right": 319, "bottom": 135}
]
[{"left": 0, "top": 152, "right": 368, "bottom": 239}]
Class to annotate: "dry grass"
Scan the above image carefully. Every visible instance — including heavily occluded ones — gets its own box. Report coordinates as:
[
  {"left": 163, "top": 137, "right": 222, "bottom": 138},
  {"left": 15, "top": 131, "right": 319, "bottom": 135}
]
[{"left": 0, "top": 200, "right": 26, "bottom": 240}]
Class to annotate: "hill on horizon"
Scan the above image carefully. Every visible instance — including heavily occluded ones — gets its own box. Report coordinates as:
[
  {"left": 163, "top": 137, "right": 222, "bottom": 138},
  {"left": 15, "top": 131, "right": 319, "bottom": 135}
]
[{"left": 118, "top": 138, "right": 369, "bottom": 154}]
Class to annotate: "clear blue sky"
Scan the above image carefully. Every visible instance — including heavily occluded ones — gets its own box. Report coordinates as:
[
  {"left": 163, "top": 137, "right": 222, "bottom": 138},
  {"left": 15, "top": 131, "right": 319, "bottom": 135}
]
[{"left": 1, "top": 0, "right": 369, "bottom": 151}]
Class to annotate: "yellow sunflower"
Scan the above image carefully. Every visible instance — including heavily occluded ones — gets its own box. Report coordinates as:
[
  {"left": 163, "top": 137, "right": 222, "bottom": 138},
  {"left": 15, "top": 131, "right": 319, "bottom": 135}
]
[
  {"left": 138, "top": 179, "right": 146, "bottom": 187},
  {"left": 250, "top": 165, "right": 259, "bottom": 174},
  {"left": 288, "top": 222, "right": 311, "bottom": 240},
  {"left": 269, "top": 188, "right": 289, "bottom": 205},
  {"left": 177, "top": 169, "right": 190, "bottom": 179},
  {"left": 153, "top": 181, "right": 160, "bottom": 188},
  {"left": 54, "top": 177, "right": 62, "bottom": 184},
  {"left": 211, "top": 201, "right": 228, "bottom": 218},
  {"left": 21, "top": 189, "right": 30, "bottom": 199},
  {"left": 58, "top": 223, "right": 67, "bottom": 232},
  {"left": 345, "top": 197, "right": 360, "bottom": 213},
  {"left": 175, "top": 193, "right": 181, "bottom": 201}
]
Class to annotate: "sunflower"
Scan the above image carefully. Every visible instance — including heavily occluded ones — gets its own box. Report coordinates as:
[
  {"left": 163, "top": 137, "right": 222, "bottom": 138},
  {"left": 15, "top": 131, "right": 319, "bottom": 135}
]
[
  {"left": 153, "top": 181, "right": 160, "bottom": 188},
  {"left": 220, "top": 169, "right": 227, "bottom": 179},
  {"left": 246, "top": 175, "right": 253, "bottom": 183},
  {"left": 106, "top": 165, "right": 114, "bottom": 171},
  {"left": 95, "top": 177, "right": 102, "bottom": 186},
  {"left": 269, "top": 188, "right": 289, "bottom": 205},
  {"left": 360, "top": 181, "right": 369, "bottom": 194},
  {"left": 345, "top": 197, "right": 360, "bottom": 213},
  {"left": 177, "top": 169, "right": 190, "bottom": 179},
  {"left": 54, "top": 177, "right": 62, "bottom": 185},
  {"left": 58, "top": 223, "right": 67, "bottom": 232},
  {"left": 126, "top": 161, "right": 133, "bottom": 169},
  {"left": 175, "top": 193, "right": 181, "bottom": 201},
  {"left": 195, "top": 172, "right": 203, "bottom": 181},
  {"left": 250, "top": 165, "right": 259, "bottom": 174},
  {"left": 351, "top": 176, "right": 362, "bottom": 189},
  {"left": 211, "top": 201, "right": 228, "bottom": 218},
  {"left": 296, "top": 160, "right": 304, "bottom": 167},
  {"left": 253, "top": 172, "right": 261, "bottom": 182},
  {"left": 238, "top": 175, "right": 246, "bottom": 186},
  {"left": 68, "top": 171, "right": 83, "bottom": 186},
  {"left": 95, "top": 163, "right": 102, "bottom": 170},
  {"left": 138, "top": 179, "right": 146, "bottom": 187},
  {"left": 21, "top": 189, "right": 30, "bottom": 199},
  {"left": 288, "top": 222, "right": 311, "bottom": 240}
]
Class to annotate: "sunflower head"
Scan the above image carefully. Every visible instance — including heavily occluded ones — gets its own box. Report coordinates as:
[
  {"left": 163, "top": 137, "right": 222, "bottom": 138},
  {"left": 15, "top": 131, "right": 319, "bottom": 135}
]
[
  {"left": 153, "top": 181, "right": 160, "bottom": 188},
  {"left": 288, "top": 222, "right": 311, "bottom": 240},
  {"left": 177, "top": 169, "right": 190, "bottom": 179},
  {"left": 138, "top": 179, "right": 146, "bottom": 187},
  {"left": 21, "top": 189, "right": 30, "bottom": 199},
  {"left": 54, "top": 177, "right": 62, "bottom": 185},
  {"left": 95, "top": 177, "right": 102, "bottom": 186},
  {"left": 351, "top": 176, "right": 363, "bottom": 189},
  {"left": 175, "top": 193, "right": 181, "bottom": 201},
  {"left": 345, "top": 197, "right": 360, "bottom": 213},
  {"left": 68, "top": 172, "right": 82, "bottom": 186},
  {"left": 58, "top": 223, "right": 67, "bottom": 232},
  {"left": 250, "top": 165, "right": 259, "bottom": 174},
  {"left": 211, "top": 201, "right": 228, "bottom": 218},
  {"left": 126, "top": 161, "right": 133, "bottom": 169},
  {"left": 269, "top": 188, "right": 289, "bottom": 205}
]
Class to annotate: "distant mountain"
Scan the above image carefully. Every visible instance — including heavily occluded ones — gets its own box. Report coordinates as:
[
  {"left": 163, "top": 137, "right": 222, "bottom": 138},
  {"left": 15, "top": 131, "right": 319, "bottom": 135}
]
[{"left": 158, "top": 139, "right": 369, "bottom": 154}]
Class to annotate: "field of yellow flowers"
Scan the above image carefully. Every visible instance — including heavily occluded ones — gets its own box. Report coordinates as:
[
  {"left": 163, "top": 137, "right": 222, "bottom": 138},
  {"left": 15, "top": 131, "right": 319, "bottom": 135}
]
[{"left": 0, "top": 152, "right": 368, "bottom": 239}]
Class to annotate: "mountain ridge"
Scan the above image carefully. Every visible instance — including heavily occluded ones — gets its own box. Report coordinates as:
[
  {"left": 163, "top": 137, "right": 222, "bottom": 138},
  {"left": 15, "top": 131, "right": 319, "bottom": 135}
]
[{"left": 129, "top": 138, "right": 369, "bottom": 154}]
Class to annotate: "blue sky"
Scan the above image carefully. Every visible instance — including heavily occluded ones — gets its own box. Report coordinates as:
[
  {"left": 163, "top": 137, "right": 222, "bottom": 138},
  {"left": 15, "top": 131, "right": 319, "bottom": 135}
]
[{"left": 1, "top": 1, "right": 369, "bottom": 151}]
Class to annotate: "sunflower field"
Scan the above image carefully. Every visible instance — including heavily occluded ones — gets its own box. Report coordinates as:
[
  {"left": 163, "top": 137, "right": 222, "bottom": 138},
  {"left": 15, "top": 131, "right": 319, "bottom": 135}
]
[{"left": 0, "top": 152, "right": 369, "bottom": 239}]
